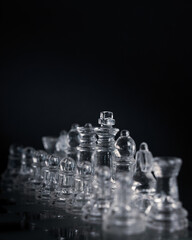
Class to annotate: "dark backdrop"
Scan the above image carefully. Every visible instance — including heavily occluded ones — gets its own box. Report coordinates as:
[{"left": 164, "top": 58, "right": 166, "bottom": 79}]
[{"left": 1, "top": 2, "right": 192, "bottom": 218}]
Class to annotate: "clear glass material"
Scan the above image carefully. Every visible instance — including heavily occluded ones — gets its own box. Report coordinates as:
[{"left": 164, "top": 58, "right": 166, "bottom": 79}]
[
  {"left": 55, "top": 130, "right": 68, "bottom": 157},
  {"left": 24, "top": 150, "right": 48, "bottom": 194},
  {"left": 1, "top": 144, "right": 23, "bottom": 191},
  {"left": 35, "top": 153, "right": 50, "bottom": 200},
  {"left": 15, "top": 147, "right": 35, "bottom": 191},
  {"left": 42, "top": 136, "right": 58, "bottom": 154},
  {"left": 82, "top": 166, "right": 112, "bottom": 223},
  {"left": 65, "top": 123, "right": 80, "bottom": 162},
  {"left": 77, "top": 123, "right": 96, "bottom": 165},
  {"left": 93, "top": 111, "right": 119, "bottom": 171},
  {"left": 52, "top": 157, "right": 75, "bottom": 207},
  {"left": 40, "top": 154, "right": 60, "bottom": 203},
  {"left": 69, "top": 161, "right": 92, "bottom": 214},
  {"left": 147, "top": 156, "right": 188, "bottom": 232},
  {"left": 66, "top": 123, "right": 96, "bottom": 214},
  {"left": 133, "top": 143, "right": 156, "bottom": 213},
  {"left": 112, "top": 130, "right": 136, "bottom": 183},
  {"left": 103, "top": 172, "right": 146, "bottom": 236}
]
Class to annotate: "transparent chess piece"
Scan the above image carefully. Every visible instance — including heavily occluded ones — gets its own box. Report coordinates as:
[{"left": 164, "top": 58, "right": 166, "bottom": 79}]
[
  {"left": 51, "top": 157, "right": 75, "bottom": 208},
  {"left": 147, "top": 157, "right": 188, "bottom": 232},
  {"left": 103, "top": 172, "right": 146, "bottom": 236},
  {"left": 70, "top": 161, "right": 92, "bottom": 214},
  {"left": 40, "top": 154, "right": 60, "bottom": 203},
  {"left": 15, "top": 147, "right": 35, "bottom": 191},
  {"left": 35, "top": 153, "right": 50, "bottom": 200},
  {"left": 133, "top": 142, "right": 156, "bottom": 213},
  {"left": 82, "top": 166, "right": 112, "bottom": 223},
  {"left": 93, "top": 111, "right": 119, "bottom": 171},
  {"left": 112, "top": 130, "right": 136, "bottom": 183},
  {"left": 42, "top": 136, "right": 58, "bottom": 154},
  {"left": 77, "top": 123, "right": 96, "bottom": 165},
  {"left": 65, "top": 124, "right": 96, "bottom": 213},
  {"left": 1, "top": 143, "right": 24, "bottom": 191},
  {"left": 24, "top": 150, "right": 48, "bottom": 194},
  {"left": 65, "top": 123, "right": 80, "bottom": 162},
  {"left": 55, "top": 130, "right": 68, "bottom": 157}
]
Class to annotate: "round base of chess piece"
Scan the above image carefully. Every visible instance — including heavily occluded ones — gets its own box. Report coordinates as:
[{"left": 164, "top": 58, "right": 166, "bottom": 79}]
[
  {"left": 103, "top": 210, "right": 146, "bottom": 236},
  {"left": 147, "top": 200, "right": 188, "bottom": 232},
  {"left": 147, "top": 157, "right": 188, "bottom": 232}
]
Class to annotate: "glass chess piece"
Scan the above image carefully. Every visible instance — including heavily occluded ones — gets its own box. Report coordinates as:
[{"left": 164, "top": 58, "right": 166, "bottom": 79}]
[
  {"left": 40, "top": 154, "right": 61, "bottom": 203},
  {"left": 82, "top": 166, "right": 112, "bottom": 223},
  {"left": 112, "top": 130, "right": 136, "bottom": 186},
  {"left": 103, "top": 172, "right": 146, "bottom": 236},
  {"left": 77, "top": 123, "right": 96, "bottom": 165},
  {"left": 93, "top": 111, "right": 119, "bottom": 171},
  {"left": 66, "top": 123, "right": 96, "bottom": 214},
  {"left": 65, "top": 123, "right": 80, "bottom": 162},
  {"left": 15, "top": 147, "right": 35, "bottom": 192},
  {"left": 147, "top": 156, "right": 188, "bottom": 232},
  {"left": 133, "top": 142, "right": 156, "bottom": 213},
  {"left": 51, "top": 157, "right": 76, "bottom": 208},
  {"left": 1, "top": 143, "right": 24, "bottom": 192},
  {"left": 35, "top": 153, "right": 50, "bottom": 201},
  {"left": 24, "top": 150, "right": 48, "bottom": 196},
  {"left": 65, "top": 123, "right": 96, "bottom": 214},
  {"left": 55, "top": 130, "right": 68, "bottom": 157},
  {"left": 42, "top": 136, "right": 58, "bottom": 154},
  {"left": 69, "top": 161, "right": 92, "bottom": 215},
  {"left": 32, "top": 150, "right": 48, "bottom": 188}
]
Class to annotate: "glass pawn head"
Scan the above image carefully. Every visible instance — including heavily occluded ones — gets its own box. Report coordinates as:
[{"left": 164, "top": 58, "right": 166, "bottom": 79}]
[
  {"left": 115, "top": 130, "right": 136, "bottom": 158},
  {"left": 48, "top": 154, "right": 60, "bottom": 167},
  {"left": 77, "top": 161, "right": 92, "bottom": 178},
  {"left": 21, "top": 147, "right": 35, "bottom": 167},
  {"left": 59, "top": 157, "right": 76, "bottom": 173},
  {"left": 67, "top": 123, "right": 80, "bottom": 148},
  {"left": 42, "top": 136, "right": 58, "bottom": 153},
  {"left": 32, "top": 150, "right": 48, "bottom": 167}
]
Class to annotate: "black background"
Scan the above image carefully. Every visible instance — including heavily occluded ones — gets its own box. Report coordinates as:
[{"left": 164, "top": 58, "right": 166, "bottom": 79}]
[{"left": 1, "top": 2, "right": 192, "bottom": 218}]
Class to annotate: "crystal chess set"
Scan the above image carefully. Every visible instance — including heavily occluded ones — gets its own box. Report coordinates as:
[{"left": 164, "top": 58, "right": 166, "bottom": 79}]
[{"left": 0, "top": 111, "right": 191, "bottom": 240}]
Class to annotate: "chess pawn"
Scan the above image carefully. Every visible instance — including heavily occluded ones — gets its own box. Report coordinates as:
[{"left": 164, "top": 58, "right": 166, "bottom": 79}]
[
  {"left": 103, "top": 172, "right": 146, "bottom": 236},
  {"left": 40, "top": 154, "right": 60, "bottom": 203},
  {"left": 35, "top": 153, "right": 50, "bottom": 200},
  {"left": 55, "top": 130, "right": 68, "bottom": 157},
  {"left": 1, "top": 143, "right": 23, "bottom": 192},
  {"left": 15, "top": 147, "right": 35, "bottom": 191},
  {"left": 82, "top": 166, "right": 112, "bottom": 223},
  {"left": 70, "top": 161, "right": 92, "bottom": 214},
  {"left": 147, "top": 157, "right": 188, "bottom": 232},
  {"left": 52, "top": 157, "right": 75, "bottom": 208},
  {"left": 133, "top": 143, "right": 156, "bottom": 213},
  {"left": 24, "top": 150, "right": 48, "bottom": 194},
  {"left": 112, "top": 130, "right": 136, "bottom": 183},
  {"left": 93, "top": 111, "right": 119, "bottom": 171},
  {"left": 32, "top": 150, "right": 48, "bottom": 187},
  {"left": 65, "top": 123, "right": 80, "bottom": 162}
]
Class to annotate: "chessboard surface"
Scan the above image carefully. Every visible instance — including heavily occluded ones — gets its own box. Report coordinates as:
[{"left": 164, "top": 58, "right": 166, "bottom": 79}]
[{"left": 0, "top": 193, "right": 192, "bottom": 240}]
